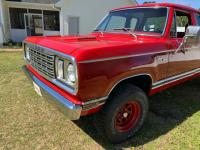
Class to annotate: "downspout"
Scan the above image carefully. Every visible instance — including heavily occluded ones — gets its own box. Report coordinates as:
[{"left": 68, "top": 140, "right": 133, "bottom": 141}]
[
  {"left": 51, "top": 0, "right": 62, "bottom": 36},
  {"left": 0, "top": 1, "right": 6, "bottom": 43}
]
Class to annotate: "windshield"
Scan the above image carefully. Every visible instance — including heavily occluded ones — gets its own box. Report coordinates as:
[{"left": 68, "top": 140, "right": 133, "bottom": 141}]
[{"left": 95, "top": 7, "right": 168, "bottom": 36}]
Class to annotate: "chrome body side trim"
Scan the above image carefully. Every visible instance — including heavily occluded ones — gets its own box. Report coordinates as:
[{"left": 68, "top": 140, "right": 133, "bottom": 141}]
[
  {"left": 152, "top": 68, "right": 200, "bottom": 89},
  {"left": 22, "top": 66, "right": 82, "bottom": 120},
  {"left": 84, "top": 96, "right": 108, "bottom": 105},
  {"left": 83, "top": 96, "right": 108, "bottom": 110},
  {"left": 104, "top": 68, "right": 200, "bottom": 99},
  {"left": 78, "top": 49, "right": 175, "bottom": 63},
  {"left": 83, "top": 96, "right": 108, "bottom": 111},
  {"left": 23, "top": 41, "right": 79, "bottom": 95},
  {"left": 78, "top": 46, "right": 200, "bottom": 64}
]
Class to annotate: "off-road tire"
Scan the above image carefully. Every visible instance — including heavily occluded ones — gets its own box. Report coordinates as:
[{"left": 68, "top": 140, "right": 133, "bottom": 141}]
[{"left": 94, "top": 84, "right": 149, "bottom": 144}]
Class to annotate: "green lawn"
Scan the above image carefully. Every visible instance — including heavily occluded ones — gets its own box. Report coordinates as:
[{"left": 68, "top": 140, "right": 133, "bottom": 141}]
[{"left": 0, "top": 51, "right": 200, "bottom": 150}]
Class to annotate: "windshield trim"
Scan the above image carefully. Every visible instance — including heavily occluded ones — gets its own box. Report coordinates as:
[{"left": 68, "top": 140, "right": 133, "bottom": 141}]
[
  {"left": 94, "top": 7, "right": 170, "bottom": 37},
  {"left": 94, "top": 14, "right": 109, "bottom": 31}
]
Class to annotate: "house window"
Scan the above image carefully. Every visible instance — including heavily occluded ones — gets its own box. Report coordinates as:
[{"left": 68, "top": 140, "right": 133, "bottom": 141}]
[
  {"left": 43, "top": 10, "right": 60, "bottom": 31},
  {"left": 6, "top": 0, "right": 22, "bottom": 1},
  {"left": 9, "top": 8, "right": 27, "bottom": 29},
  {"left": 28, "top": 9, "right": 42, "bottom": 14}
]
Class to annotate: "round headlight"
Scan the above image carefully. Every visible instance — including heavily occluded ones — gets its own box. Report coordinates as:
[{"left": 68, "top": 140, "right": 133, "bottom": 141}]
[{"left": 67, "top": 63, "right": 76, "bottom": 83}]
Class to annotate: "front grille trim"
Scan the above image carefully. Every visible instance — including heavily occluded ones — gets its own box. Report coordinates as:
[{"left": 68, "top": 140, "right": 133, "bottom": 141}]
[{"left": 29, "top": 45, "right": 56, "bottom": 79}]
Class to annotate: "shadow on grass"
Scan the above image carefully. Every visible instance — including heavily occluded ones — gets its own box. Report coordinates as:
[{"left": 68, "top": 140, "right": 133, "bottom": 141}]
[{"left": 74, "top": 77, "right": 200, "bottom": 149}]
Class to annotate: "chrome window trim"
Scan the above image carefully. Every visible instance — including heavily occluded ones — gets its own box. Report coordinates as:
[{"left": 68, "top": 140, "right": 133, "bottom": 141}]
[
  {"left": 170, "top": 11, "right": 177, "bottom": 38},
  {"left": 94, "top": 7, "right": 170, "bottom": 37},
  {"left": 23, "top": 41, "right": 79, "bottom": 95},
  {"left": 94, "top": 13, "right": 109, "bottom": 31},
  {"left": 111, "top": 6, "right": 168, "bottom": 12}
]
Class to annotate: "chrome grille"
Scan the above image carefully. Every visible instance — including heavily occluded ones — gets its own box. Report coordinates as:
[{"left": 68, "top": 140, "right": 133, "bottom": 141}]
[{"left": 29, "top": 46, "right": 55, "bottom": 79}]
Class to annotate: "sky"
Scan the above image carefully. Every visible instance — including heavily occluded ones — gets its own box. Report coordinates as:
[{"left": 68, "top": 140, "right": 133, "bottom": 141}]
[{"left": 137, "top": 0, "right": 200, "bottom": 9}]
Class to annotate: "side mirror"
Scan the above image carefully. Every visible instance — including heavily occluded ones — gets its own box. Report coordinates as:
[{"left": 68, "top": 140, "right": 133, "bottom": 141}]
[
  {"left": 184, "top": 26, "right": 200, "bottom": 47},
  {"left": 175, "top": 26, "right": 200, "bottom": 54}
]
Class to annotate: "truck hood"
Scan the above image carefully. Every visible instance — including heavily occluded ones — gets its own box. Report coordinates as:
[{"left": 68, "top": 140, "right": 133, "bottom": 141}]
[
  {"left": 25, "top": 33, "right": 166, "bottom": 62},
  {"left": 25, "top": 33, "right": 136, "bottom": 53}
]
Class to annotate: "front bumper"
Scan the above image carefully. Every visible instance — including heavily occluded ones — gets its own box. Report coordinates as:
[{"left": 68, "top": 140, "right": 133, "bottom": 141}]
[{"left": 22, "top": 66, "right": 82, "bottom": 120}]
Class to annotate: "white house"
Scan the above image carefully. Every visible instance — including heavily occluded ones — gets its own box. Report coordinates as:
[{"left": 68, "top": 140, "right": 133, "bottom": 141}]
[{"left": 0, "top": 0, "right": 137, "bottom": 45}]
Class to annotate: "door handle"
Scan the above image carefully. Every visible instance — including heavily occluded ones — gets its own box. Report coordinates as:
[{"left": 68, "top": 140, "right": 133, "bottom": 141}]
[{"left": 157, "top": 56, "right": 168, "bottom": 64}]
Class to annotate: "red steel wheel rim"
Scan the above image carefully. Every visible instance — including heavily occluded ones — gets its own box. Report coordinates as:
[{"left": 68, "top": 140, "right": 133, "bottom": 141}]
[{"left": 114, "top": 101, "right": 141, "bottom": 132}]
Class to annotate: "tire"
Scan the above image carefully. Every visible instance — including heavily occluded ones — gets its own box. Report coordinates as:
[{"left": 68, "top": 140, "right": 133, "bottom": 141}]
[{"left": 94, "top": 83, "right": 149, "bottom": 144}]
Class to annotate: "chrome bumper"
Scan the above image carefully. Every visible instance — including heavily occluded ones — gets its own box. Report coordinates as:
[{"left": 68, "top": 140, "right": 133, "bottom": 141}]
[{"left": 22, "top": 66, "right": 82, "bottom": 120}]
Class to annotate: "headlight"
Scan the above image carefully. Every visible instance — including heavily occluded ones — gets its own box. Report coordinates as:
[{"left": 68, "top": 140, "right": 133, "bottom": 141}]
[
  {"left": 56, "top": 58, "right": 77, "bottom": 87},
  {"left": 25, "top": 45, "right": 30, "bottom": 61},
  {"left": 66, "top": 63, "right": 76, "bottom": 83}
]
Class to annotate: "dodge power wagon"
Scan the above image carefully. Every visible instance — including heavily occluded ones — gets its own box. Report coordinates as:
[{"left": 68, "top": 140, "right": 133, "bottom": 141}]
[{"left": 23, "top": 3, "right": 200, "bottom": 143}]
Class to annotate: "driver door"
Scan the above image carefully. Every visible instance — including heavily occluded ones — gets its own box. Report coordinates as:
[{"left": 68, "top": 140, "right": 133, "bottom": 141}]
[{"left": 167, "top": 10, "right": 200, "bottom": 77}]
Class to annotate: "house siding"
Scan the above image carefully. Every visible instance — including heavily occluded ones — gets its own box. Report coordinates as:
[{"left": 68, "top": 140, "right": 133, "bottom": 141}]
[
  {"left": 6, "top": 0, "right": 60, "bottom": 4},
  {"left": 57, "top": 0, "right": 136, "bottom": 35}
]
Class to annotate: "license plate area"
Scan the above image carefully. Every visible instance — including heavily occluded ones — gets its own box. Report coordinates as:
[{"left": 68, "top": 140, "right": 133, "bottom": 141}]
[{"left": 33, "top": 82, "right": 42, "bottom": 97}]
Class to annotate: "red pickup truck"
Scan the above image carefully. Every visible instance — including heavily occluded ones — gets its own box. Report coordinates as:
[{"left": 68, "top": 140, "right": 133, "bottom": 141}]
[{"left": 23, "top": 3, "right": 200, "bottom": 143}]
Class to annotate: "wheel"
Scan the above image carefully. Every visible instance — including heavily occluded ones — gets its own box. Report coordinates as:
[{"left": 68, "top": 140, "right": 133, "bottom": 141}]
[{"left": 94, "top": 84, "right": 149, "bottom": 144}]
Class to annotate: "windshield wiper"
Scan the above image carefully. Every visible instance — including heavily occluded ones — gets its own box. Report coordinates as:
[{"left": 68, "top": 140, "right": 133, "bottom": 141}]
[
  {"left": 93, "top": 29, "right": 104, "bottom": 37},
  {"left": 113, "top": 28, "right": 137, "bottom": 39}
]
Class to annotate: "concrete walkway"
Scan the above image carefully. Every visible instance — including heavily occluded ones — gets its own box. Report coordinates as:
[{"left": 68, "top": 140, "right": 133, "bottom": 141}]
[{"left": 0, "top": 47, "right": 22, "bottom": 52}]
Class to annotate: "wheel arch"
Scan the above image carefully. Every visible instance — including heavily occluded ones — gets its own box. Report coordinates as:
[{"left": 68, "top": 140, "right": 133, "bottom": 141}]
[{"left": 107, "top": 74, "right": 153, "bottom": 98}]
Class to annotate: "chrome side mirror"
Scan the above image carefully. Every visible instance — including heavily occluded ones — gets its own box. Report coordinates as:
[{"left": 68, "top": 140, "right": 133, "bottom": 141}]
[
  {"left": 185, "top": 26, "right": 200, "bottom": 46},
  {"left": 175, "top": 26, "right": 200, "bottom": 53}
]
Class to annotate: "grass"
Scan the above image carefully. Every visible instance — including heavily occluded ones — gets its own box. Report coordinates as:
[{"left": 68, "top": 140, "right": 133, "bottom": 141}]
[{"left": 0, "top": 51, "right": 200, "bottom": 150}]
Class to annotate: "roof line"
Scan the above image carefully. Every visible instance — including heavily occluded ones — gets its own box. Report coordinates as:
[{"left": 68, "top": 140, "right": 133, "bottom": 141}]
[{"left": 111, "top": 2, "right": 200, "bottom": 13}]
